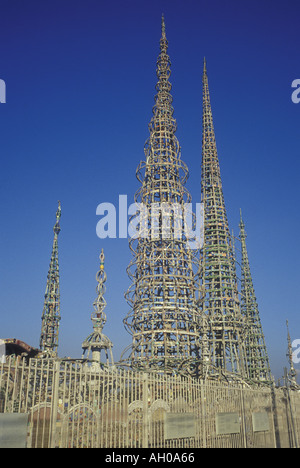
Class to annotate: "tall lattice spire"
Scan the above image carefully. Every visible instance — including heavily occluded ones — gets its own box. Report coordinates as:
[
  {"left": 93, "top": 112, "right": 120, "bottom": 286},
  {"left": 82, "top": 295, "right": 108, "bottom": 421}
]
[
  {"left": 82, "top": 249, "right": 114, "bottom": 371},
  {"left": 40, "top": 201, "right": 61, "bottom": 357},
  {"left": 239, "top": 210, "right": 272, "bottom": 384},
  {"left": 122, "top": 15, "right": 200, "bottom": 375},
  {"left": 200, "top": 60, "right": 247, "bottom": 379}
]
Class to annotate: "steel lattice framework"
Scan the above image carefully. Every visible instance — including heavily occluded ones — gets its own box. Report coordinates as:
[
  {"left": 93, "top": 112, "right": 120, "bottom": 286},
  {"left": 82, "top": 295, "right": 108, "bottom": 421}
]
[
  {"left": 40, "top": 201, "right": 62, "bottom": 357},
  {"left": 239, "top": 211, "right": 272, "bottom": 384},
  {"left": 122, "top": 16, "right": 201, "bottom": 375},
  {"left": 37, "top": 17, "right": 274, "bottom": 388},
  {"left": 200, "top": 60, "right": 248, "bottom": 379},
  {"left": 82, "top": 249, "right": 114, "bottom": 370}
]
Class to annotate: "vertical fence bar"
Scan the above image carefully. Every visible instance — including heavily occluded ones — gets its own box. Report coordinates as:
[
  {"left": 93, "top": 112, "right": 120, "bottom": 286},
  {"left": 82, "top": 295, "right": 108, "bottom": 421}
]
[
  {"left": 50, "top": 360, "right": 60, "bottom": 448},
  {"left": 142, "top": 372, "right": 149, "bottom": 448}
]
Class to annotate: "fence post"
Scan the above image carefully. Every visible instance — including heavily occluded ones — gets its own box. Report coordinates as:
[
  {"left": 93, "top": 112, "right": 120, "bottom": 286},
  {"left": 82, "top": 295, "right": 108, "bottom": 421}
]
[
  {"left": 286, "top": 387, "right": 298, "bottom": 448},
  {"left": 200, "top": 380, "right": 206, "bottom": 448},
  {"left": 240, "top": 385, "right": 248, "bottom": 448},
  {"left": 142, "top": 372, "right": 149, "bottom": 448},
  {"left": 50, "top": 360, "right": 60, "bottom": 448},
  {"left": 271, "top": 384, "right": 282, "bottom": 448}
]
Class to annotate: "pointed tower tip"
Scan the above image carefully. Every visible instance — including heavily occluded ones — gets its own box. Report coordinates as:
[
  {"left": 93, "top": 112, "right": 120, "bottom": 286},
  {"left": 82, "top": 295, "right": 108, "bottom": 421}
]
[
  {"left": 161, "top": 13, "right": 166, "bottom": 38},
  {"left": 100, "top": 248, "right": 105, "bottom": 266},
  {"left": 203, "top": 57, "right": 207, "bottom": 74},
  {"left": 239, "top": 208, "right": 245, "bottom": 229},
  {"left": 56, "top": 200, "right": 61, "bottom": 216},
  {"left": 54, "top": 200, "right": 61, "bottom": 234}
]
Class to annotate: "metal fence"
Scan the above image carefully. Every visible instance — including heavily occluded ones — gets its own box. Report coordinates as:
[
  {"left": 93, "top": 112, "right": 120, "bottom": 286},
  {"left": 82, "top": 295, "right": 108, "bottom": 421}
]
[{"left": 0, "top": 356, "right": 299, "bottom": 448}]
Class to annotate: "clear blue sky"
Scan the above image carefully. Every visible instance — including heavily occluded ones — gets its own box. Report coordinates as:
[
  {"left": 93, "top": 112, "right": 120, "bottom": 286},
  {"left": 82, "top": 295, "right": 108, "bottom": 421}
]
[{"left": 0, "top": 0, "right": 299, "bottom": 381}]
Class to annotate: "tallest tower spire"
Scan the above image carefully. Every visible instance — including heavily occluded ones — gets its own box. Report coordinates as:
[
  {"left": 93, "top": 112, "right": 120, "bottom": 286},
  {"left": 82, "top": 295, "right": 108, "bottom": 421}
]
[
  {"left": 123, "top": 16, "right": 200, "bottom": 375},
  {"left": 152, "top": 13, "right": 175, "bottom": 128},
  {"left": 200, "top": 61, "right": 247, "bottom": 379}
]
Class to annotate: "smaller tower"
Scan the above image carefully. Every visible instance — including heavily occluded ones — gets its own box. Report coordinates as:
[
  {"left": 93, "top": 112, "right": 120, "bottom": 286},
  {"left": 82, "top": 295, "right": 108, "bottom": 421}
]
[
  {"left": 286, "top": 320, "right": 297, "bottom": 388},
  {"left": 40, "top": 201, "right": 62, "bottom": 357},
  {"left": 82, "top": 249, "right": 114, "bottom": 371},
  {"left": 200, "top": 58, "right": 246, "bottom": 378},
  {"left": 239, "top": 210, "right": 272, "bottom": 384}
]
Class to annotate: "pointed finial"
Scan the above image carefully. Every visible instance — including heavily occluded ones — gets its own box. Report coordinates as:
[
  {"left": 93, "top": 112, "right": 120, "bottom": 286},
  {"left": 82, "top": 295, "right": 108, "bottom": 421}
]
[
  {"left": 286, "top": 319, "right": 292, "bottom": 347},
  {"left": 56, "top": 200, "right": 61, "bottom": 219},
  {"left": 100, "top": 248, "right": 105, "bottom": 269},
  {"left": 54, "top": 200, "right": 61, "bottom": 235},
  {"left": 239, "top": 208, "right": 245, "bottom": 229},
  {"left": 203, "top": 58, "right": 208, "bottom": 84},
  {"left": 161, "top": 13, "right": 166, "bottom": 39}
]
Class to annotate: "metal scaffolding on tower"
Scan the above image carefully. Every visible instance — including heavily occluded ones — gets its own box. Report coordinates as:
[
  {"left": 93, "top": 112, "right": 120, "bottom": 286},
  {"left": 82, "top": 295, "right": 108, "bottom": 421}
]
[
  {"left": 199, "top": 59, "right": 248, "bottom": 380},
  {"left": 122, "top": 15, "right": 201, "bottom": 376},
  {"left": 239, "top": 210, "right": 272, "bottom": 384}
]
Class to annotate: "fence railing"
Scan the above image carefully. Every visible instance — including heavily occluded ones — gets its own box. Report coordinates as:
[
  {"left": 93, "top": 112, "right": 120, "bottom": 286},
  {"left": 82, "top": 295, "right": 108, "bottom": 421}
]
[{"left": 0, "top": 356, "right": 299, "bottom": 448}]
